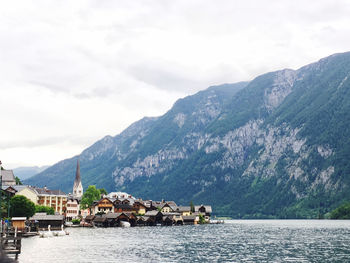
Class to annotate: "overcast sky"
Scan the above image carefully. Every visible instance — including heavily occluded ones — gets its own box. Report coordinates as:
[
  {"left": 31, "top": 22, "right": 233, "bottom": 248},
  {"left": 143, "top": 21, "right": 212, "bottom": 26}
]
[{"left": 1, "top": 0, "right": 350, "bottom": 169}]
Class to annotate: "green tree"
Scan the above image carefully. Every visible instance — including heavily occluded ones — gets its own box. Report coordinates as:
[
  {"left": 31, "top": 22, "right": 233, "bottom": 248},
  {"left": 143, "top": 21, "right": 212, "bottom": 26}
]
[
  {"left": 81, "top": 185, "right": 101, "bottom": 213},
  {"left": 9, "top": 195, "right": 35, "bottom": 218},
  {"left": 98, "top": 188, "right": 108, "bottom": 196},
  {"left": 35, "top": 205, "right": 55, "bottom": 215},
  {"left": 198, "top": 214, "right": 206, "bottom": 224},
  {"left": 190, "top": 201, "right": 195, "bottom": 213},
  {"left": 329, "top": 202, "right": 350, "bottom": 219},
  {"left": 15, "top": 176, "right": 23, "bottom": 185}
]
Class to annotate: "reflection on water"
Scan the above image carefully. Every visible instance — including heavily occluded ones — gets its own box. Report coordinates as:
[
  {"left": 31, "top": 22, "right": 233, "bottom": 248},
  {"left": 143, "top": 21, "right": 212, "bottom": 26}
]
[{"left": 20, "top": 220, "right": 350, "bottom": 262}]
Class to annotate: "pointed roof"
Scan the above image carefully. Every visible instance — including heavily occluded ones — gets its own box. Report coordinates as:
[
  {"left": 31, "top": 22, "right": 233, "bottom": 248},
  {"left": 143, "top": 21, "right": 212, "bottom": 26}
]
[{"left": 74, "top": 159, "right": 82, "bottom": 188}]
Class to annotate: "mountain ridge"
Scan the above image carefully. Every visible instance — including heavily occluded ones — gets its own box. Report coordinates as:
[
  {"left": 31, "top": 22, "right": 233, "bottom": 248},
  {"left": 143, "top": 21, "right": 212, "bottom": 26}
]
[{"left": 26, "top": 51, "right": 350, "bottom": 218}]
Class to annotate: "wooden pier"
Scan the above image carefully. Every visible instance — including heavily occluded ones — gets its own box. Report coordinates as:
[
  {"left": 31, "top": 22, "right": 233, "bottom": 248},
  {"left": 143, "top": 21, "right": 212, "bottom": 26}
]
[{"left": 1, "top": 227, "right": 22, "bottom": 260}]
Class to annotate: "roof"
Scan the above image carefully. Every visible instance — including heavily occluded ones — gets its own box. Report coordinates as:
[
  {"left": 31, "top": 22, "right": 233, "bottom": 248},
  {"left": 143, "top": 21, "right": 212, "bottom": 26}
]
[
  {"left": 114, "top": 204, "right": 134, "bottom": 209},
  {"left": 183, "top": 215, "right": 197, "bottom": 221},
  {"left": 93, "top": 216, "right": 107, "bottom": 223},
  {"left": 12, "top": 217, "right": 26, "bottom": 221},
  {"left": 177, "top": 206, "right": 191, "bottom": 212},
  {"left": 1, "top": 170, "right": 16, "bottom": 184},
  {"left": 2, "top": 185, "right": 17, "bottom": 192},
  {"left": 30, "top": 214, "right": 64, "bottom": 221},
  {"left": 85, "top": 215, "right": 95, "bottom": 220},
  {"left": 145, "top": 210, "right": 162, "bottom": 217},
  {"left": 31, "top": 187, "right": 67, "bottom": 196},
  {"left": 12, "top": 185, "right": 30, "bottom": 192},
  {"left": 73, "top": 159, "right": 82, "bottom": 188},
  {"left": 195, "top": 205, "right": 212, "bottom": 213}
]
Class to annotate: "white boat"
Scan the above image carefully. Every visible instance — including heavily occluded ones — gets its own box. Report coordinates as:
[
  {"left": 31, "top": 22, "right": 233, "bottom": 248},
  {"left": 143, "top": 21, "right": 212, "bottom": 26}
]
[{"left": 120, "top": 221, "right": 131, "bottom": 228}]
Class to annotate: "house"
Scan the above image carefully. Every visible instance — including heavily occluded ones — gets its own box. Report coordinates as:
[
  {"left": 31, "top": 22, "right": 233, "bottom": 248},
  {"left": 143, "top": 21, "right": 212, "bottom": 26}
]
[
  {"left": 183, "top": 215, "right": 198, "bottom": 225},
  {"left": 14, "top": 185, "right": 68, "bottom": 215},
  {"left": 93, "top": 197, "right": 114, "bottom": 214},
  {"left": 66, "top": 195, "right": 80, "bottom": 221},
  {"left": 113, "top": 203, "right": 135, "bottom": 213},
  {"left": 177, "top": 206, "right": 191, "bottom": 216},
  {"left": 133, "top": 201, "right": 147, "bottom": 215},
  {"left": 2, "top": 185, "right": 17, "bottom": 198},
  {"left": 107, "top": 192, "right": 136, "bottom": 200},
  {"left": 93, "top": 215, "right": 108, "bottom": 227},
  {"left": 11, "top": 217, "right": 26, "bottom": 231},
  {"left": 14, "top": 185, "right": 38, "bottom": 204},
  {"left": 161, "top": 202, "right": 177, "bottom": 213},
  {"left": 32, "top": 187, "right": 67, "bottom": 215},
  {"left": 29, "top": 213, "right": 65, "bottom": 230},
  {"left": 1, "top": 169, "right": 16, "bottom": 186},
  {"left": 144, "top": 210, "right": 163, "bottom": 226},
  {"left": 195, "top": 205, "right": 212, "bottom": 222}
]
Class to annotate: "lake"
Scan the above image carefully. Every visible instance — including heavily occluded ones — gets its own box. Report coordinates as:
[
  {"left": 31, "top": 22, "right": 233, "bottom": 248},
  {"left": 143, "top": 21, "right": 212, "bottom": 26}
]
[{"left": 19, "top": 220, "right": 350, "bottom": 262}]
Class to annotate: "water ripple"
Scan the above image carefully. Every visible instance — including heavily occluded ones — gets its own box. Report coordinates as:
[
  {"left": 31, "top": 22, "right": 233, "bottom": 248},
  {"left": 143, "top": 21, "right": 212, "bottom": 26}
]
[{"left": 19, "top": 220, "right": 350, "bottom": 262}]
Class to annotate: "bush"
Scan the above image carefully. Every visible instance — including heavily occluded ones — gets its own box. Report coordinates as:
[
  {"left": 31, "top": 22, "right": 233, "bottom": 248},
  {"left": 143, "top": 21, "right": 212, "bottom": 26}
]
[{"left": 72, "top": 218, "right": 81, "bottom": 225}]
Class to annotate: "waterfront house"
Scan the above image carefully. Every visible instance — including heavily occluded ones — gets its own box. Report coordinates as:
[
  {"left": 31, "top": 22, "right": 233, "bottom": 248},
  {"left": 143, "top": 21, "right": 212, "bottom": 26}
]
[
  {"left": 182, "top": 215, "right": 198, "bottom": 225},
  {"left": 144, "top": 210, "right": 163, "bottom": 226},
  {"left": 177, "top": 206, "right": 191, "bottom": 216},
  {"left": 66, "top": 195, "right": 80, "bottom": 221},
  {"left": 195, "top": 205, "right": 212, "bottom": 222},
  {"left": 29, "top": 213, "right": 65, "bottom": 230},
  {"left": 113, "top": 202, "right": 135, "bottom": 213},
  {"left": 133, "top": 201, "right": 147, "bottom": 215},
  {"left": 93, "top": 197, "right": 114, "bottom": 214},
  {"left": 161, "top": 202, "right": 178, "bottom": 213},
  {"left": 84, "top": 215, "right": 95, "bottom": 224},
  {"left": 93, "top": 215, "right": 108, "bottom": 227},
  {"left": 11, "top": 217, "right": 26, "bottom": 231}
]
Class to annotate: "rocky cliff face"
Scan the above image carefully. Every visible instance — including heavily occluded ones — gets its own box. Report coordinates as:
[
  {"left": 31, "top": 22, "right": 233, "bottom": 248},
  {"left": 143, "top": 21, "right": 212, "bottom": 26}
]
[{"left": 26, "top": 52, "right": 350, "bottom": 218}]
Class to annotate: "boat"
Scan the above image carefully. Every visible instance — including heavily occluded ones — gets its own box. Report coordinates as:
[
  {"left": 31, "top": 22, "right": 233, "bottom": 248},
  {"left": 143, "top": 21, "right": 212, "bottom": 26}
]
[{"left": 120, "top": 221, "right": 131, "bottom": 228}]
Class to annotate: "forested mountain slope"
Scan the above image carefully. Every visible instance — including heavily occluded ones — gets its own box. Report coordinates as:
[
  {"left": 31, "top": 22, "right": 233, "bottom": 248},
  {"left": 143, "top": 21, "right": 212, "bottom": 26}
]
[{"left": 26, "top": 52, "right": 350, "bottom": 218}]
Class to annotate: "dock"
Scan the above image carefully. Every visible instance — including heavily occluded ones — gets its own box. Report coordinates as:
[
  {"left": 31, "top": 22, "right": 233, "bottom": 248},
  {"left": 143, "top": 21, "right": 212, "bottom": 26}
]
[{"left": 1, "top": 227, "right": 22, "bottom": 260}]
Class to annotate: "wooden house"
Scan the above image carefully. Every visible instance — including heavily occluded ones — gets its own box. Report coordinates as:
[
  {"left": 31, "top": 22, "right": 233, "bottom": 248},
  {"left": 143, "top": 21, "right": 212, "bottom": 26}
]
[
  {"left": 11, "top": 217, "right": 26, "bottom": 231},
  {"left": 195, "top": 205, "right": 212, "bottom": 222},
  {"left": 144, "top": 211, "right": 163, "bottom": 226},
  {"left": 133, "top": 201, "right": 147, "bottom": 215},
  {"left": 93, "top": 215, "right": 108, "bottom": 227},
  {"left": 29, "top": 213, "right": 65, "bottom": 230},
  {"left": 182, "top": 215, "right": 198, "bottom": 225},
  {"left": 177, "top": 206, "right": 191, "bottom": 216},
  {"left": 113, "top": 202, "right": 135, "bottom": 213},
  {"left": 94, "top": 197, "right": 114, "bottom": 214}
]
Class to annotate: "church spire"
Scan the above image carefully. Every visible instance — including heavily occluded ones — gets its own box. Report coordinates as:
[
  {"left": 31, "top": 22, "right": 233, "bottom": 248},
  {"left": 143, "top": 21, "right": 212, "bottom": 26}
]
[
  {"left": 73, "top": 159, "right": 83, "bottom": 198},
  {"left": 74, "top": 159, "right": 81, "bottom": 188}
]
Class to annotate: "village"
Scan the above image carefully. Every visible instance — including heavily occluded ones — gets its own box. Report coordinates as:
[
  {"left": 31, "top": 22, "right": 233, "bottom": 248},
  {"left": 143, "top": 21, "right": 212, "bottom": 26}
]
[{"left": 1, "top": 160, "right": 212, "bottom": 231}]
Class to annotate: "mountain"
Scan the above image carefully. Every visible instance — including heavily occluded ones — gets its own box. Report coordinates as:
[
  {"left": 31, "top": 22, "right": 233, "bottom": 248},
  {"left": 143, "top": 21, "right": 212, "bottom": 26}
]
[
  {"left": 13, "top": 166, "right": 49, "bottom": 181},
  {"left": 26, "top": 52, "right": 350, "bottom": 218}
]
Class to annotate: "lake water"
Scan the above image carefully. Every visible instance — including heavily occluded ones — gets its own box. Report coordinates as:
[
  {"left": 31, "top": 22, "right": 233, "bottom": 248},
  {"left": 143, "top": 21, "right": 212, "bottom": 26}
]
[{"left": 19, "top": 220, "right": 350, "bottom": 262}]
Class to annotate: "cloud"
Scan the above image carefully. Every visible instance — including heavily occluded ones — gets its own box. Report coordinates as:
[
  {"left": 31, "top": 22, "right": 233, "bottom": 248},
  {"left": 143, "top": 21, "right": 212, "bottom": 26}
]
[{"left": 1, "top": 0, "right": 350, "bottom": 168}]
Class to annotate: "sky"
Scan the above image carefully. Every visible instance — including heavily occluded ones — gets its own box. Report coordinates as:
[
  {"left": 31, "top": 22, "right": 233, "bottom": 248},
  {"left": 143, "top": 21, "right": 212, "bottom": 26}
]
[{"left": 1, "top": 0, "right": 350, "bottom": 169}]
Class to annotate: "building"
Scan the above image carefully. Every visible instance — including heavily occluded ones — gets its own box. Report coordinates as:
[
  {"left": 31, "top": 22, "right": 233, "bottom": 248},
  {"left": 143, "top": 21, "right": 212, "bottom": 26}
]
[
  {"left": 73, "top": 160, "right": 83, "bottom": 198},
  {"left": 66, "top": 160, "right": 84, "bottom": 220},
  {"left": 1, "top": 169, "right": 16, "bottom": 186},
  {"left": 66, "top": 196, "right": 80, "bottom": 221},
  {"left": 29, "top": 213, "right": 65, "bottom": 230},
  {"left": 15, "top": 185, "right": 67, "bottom": 215}
]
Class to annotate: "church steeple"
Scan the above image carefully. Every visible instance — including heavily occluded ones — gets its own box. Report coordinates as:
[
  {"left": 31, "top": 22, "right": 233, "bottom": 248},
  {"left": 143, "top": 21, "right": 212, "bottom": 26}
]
[{"left": 73, "top": 159, "right": 83, "bottom": 198}]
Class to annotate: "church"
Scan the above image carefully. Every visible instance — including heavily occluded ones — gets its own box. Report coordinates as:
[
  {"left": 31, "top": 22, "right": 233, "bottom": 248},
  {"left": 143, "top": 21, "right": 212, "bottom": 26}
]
[{"left": 66, "top": 160, "right": 84, "bottom": 221}]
